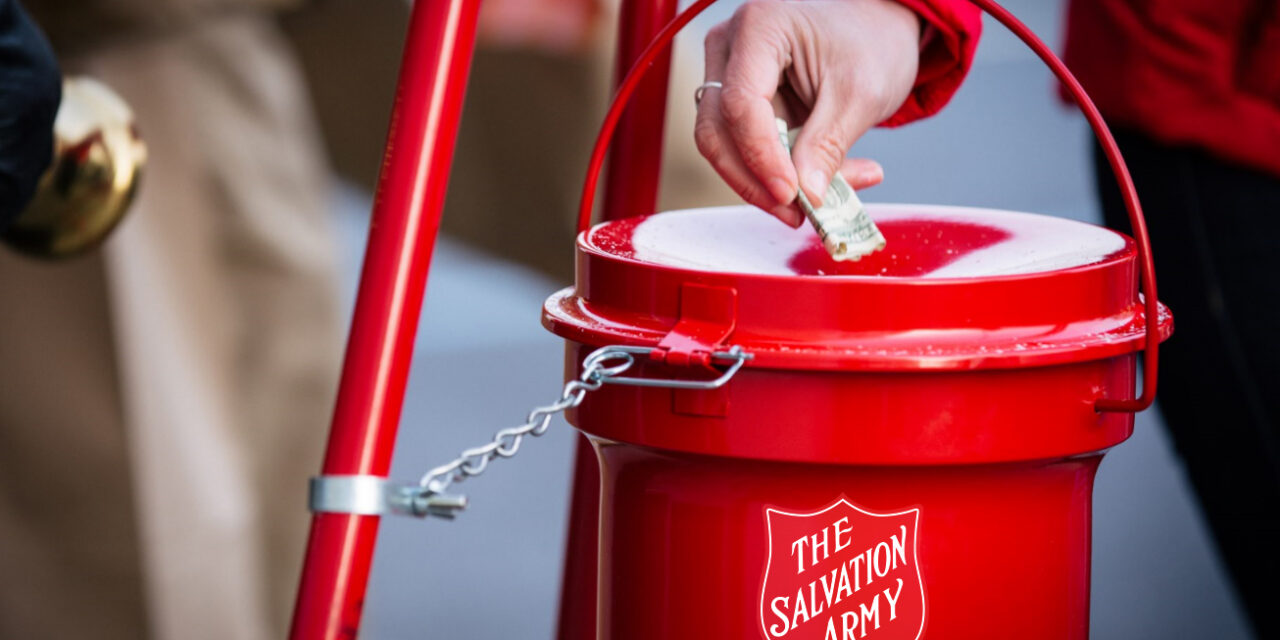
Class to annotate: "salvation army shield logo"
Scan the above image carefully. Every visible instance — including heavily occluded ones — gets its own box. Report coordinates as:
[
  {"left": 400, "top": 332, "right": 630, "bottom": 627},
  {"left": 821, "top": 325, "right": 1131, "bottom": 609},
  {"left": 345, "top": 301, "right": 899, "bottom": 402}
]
[{"left": 759, "top": 499, "right": 925, "bottom": 640}]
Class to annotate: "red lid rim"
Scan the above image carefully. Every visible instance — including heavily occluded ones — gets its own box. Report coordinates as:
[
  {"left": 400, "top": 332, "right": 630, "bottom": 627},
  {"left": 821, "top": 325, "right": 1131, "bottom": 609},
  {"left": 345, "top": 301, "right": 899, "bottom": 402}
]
[
  {"left": 543, "top": 288, "right": 1173, "bottom": 372},
  {"left": 547, "top": 205, "right": 1172, "bottom": 372}
]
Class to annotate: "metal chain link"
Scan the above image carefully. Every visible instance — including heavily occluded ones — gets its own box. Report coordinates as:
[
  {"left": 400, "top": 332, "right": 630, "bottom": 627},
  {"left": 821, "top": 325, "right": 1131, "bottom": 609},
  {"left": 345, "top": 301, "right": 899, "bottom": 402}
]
[
  {"left": 418, "top": 347, "right": 635, "bottom": 496},
  {"left": 414, "top": 344, "right": 750, "bottom": 517}
]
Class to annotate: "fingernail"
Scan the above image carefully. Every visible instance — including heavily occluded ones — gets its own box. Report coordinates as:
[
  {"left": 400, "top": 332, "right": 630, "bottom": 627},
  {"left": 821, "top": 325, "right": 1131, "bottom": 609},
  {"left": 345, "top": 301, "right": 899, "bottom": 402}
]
[
  {"left": 858, "top": 164, "right": 884, "bottom": 184},
  {"left": 804, "top": 170, "right": 828, "bottom": 206},
  {"left": 767, "top": 177, "right": 795, "bottom": 205},
  {"left": 787, "top": 209, "right": 804, "bottom": 228},
  {"left": 772, "top": 204, "right": 803, "bottom": 228}
]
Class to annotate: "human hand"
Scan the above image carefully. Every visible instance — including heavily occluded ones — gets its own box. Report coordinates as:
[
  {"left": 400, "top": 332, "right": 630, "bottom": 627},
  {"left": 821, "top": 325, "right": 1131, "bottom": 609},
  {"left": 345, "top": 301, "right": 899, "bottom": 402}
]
[{"left": 694, "top": 0, "right": 921, "bottom": 226}]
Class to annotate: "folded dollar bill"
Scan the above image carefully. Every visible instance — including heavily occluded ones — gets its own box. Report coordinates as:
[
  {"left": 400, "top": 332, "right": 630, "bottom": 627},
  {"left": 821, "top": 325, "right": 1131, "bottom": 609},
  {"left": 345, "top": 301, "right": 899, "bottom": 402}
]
[{"left": 776, "top": 118, "right": 886, "bottom": 261}]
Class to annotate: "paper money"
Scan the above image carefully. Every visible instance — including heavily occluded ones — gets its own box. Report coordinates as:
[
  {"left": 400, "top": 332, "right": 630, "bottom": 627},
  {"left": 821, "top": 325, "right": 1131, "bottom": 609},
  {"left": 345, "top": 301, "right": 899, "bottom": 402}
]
[{"left": 776, "top": 118, "right": 886, "bottom": 261}]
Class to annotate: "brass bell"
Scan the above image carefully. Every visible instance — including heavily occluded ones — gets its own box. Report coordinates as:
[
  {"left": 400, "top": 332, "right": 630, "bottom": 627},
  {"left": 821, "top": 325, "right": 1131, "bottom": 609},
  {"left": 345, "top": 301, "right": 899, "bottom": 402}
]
[{"left": 2, "top": 77, "right": 146, "bottom": 259}]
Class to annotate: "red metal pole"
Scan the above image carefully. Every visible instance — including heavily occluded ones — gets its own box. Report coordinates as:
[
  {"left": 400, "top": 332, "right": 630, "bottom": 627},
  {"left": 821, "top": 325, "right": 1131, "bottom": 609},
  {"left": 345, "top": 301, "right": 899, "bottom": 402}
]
[
  {"left": 557, "top": 1, "right": 677, "bottom": 638},
  {"left": 601, "top": 0, "right": 679, "bottom": 221},
  {"left": 288, "top": 1, "right": 482, "bottom": 638}
]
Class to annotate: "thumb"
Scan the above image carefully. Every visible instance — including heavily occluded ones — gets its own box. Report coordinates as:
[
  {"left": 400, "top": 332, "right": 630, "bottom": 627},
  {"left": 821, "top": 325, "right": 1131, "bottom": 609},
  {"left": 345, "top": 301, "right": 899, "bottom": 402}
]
[{"left": 790, "top": 95, "right": 872, "bottom": 206}]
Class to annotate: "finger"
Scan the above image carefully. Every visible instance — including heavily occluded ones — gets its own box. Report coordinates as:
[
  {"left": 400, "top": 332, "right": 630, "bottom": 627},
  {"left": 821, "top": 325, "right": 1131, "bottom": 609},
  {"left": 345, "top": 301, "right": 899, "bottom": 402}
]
[
  {"left": 697, "top": 23, "right": 802, "bottom": 226},
  {"left": 790, "top": 90, "right": 875, "bottom": 206},
  {"left": 839, "top": 157, "right": 884, "bottom": 190},
  {"left": 720, "top": 2, "right": 798, "bottom": 206},
  {"left": 701, "top": 22, "right": 729, "bottom": 94},
  {"left": 697, "top": 90, "right": 804, "bottom": 226}
]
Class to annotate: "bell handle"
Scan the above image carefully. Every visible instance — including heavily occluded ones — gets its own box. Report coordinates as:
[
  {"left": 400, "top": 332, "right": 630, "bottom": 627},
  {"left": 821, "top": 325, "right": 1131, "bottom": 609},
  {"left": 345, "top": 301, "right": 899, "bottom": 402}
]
[
  {"left": 575, "top": 0, "right": 1159, "bottom": 413},
  {"left": 2, "top": 77, "right": 146, "bottom": 259}
]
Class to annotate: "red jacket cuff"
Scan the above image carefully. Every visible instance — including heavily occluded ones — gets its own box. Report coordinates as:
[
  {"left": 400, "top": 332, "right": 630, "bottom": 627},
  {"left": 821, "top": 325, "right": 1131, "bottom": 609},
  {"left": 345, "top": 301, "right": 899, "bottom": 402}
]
[{"left": 881, "top": 0, "right": 982, "bottom": 127}]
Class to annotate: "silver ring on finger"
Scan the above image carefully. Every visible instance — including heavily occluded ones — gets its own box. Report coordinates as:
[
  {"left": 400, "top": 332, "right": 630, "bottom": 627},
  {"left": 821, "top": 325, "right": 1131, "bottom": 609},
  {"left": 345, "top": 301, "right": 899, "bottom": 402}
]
[{"left": 695, "top": 81, "right": 723, "bottom": 106}]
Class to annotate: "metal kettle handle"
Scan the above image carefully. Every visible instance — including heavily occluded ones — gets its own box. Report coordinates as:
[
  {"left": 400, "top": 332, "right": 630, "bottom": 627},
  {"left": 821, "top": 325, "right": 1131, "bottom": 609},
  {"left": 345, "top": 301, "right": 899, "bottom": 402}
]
[{"left": 575, "top": 0, "right": 1160, "bottom": 413}]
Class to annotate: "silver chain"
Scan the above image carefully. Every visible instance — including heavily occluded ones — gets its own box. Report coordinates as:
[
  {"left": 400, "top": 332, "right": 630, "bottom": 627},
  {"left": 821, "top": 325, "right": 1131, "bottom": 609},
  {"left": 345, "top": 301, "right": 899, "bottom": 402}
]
[
  {"left": 414, "top": 344, "right": 751, "bottom": 517},
  {"left": 418, "top": 347, "right": 632, "bottom": 496}
]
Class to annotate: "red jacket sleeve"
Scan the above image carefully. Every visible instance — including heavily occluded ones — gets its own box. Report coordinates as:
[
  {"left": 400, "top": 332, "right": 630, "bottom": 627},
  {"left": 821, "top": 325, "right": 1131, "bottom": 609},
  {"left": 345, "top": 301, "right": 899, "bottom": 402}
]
[{"left": 880, "top": 0, "right": 982, "bottom": 127}]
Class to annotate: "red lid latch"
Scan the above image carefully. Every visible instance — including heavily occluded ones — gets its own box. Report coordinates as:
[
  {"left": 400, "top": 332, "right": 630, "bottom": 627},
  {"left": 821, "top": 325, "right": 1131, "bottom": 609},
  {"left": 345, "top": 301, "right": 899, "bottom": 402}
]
[{"left": 651, "top": 282, "right": 737, "bottom": 368}]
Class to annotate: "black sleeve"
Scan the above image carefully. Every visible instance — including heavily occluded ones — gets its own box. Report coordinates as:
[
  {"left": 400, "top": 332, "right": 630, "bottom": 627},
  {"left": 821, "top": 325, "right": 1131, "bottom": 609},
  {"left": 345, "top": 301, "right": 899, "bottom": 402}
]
[{"left": 0, "top": 0, "right": 60, "bottom": 231}]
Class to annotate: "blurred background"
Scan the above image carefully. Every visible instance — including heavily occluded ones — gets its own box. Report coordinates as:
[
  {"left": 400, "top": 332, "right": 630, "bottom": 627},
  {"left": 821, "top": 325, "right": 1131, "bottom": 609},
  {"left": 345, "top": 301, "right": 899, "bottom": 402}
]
[{"left": 0, "top": 0, "right": 1258, "bottom": 638}]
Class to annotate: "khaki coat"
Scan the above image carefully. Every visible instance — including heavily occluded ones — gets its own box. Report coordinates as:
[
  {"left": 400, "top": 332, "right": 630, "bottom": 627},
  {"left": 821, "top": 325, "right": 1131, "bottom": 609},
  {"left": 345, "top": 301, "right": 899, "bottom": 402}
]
[{"left": 0, "top": 8, "right": 341, "bottom": 639}]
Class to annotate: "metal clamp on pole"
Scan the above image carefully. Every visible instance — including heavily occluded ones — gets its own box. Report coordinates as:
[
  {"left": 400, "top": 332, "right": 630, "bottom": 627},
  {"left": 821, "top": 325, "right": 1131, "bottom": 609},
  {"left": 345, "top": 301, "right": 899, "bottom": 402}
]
[{"left": 309, "top": 475, "right": 468, "bottom": 520}]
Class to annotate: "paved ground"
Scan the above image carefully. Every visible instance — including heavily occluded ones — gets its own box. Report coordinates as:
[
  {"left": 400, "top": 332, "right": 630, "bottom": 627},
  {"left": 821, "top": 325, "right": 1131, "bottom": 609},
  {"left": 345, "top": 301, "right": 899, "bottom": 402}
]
[{"left": 333, "top": 2, "right": 1254, "bottom": 637}]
